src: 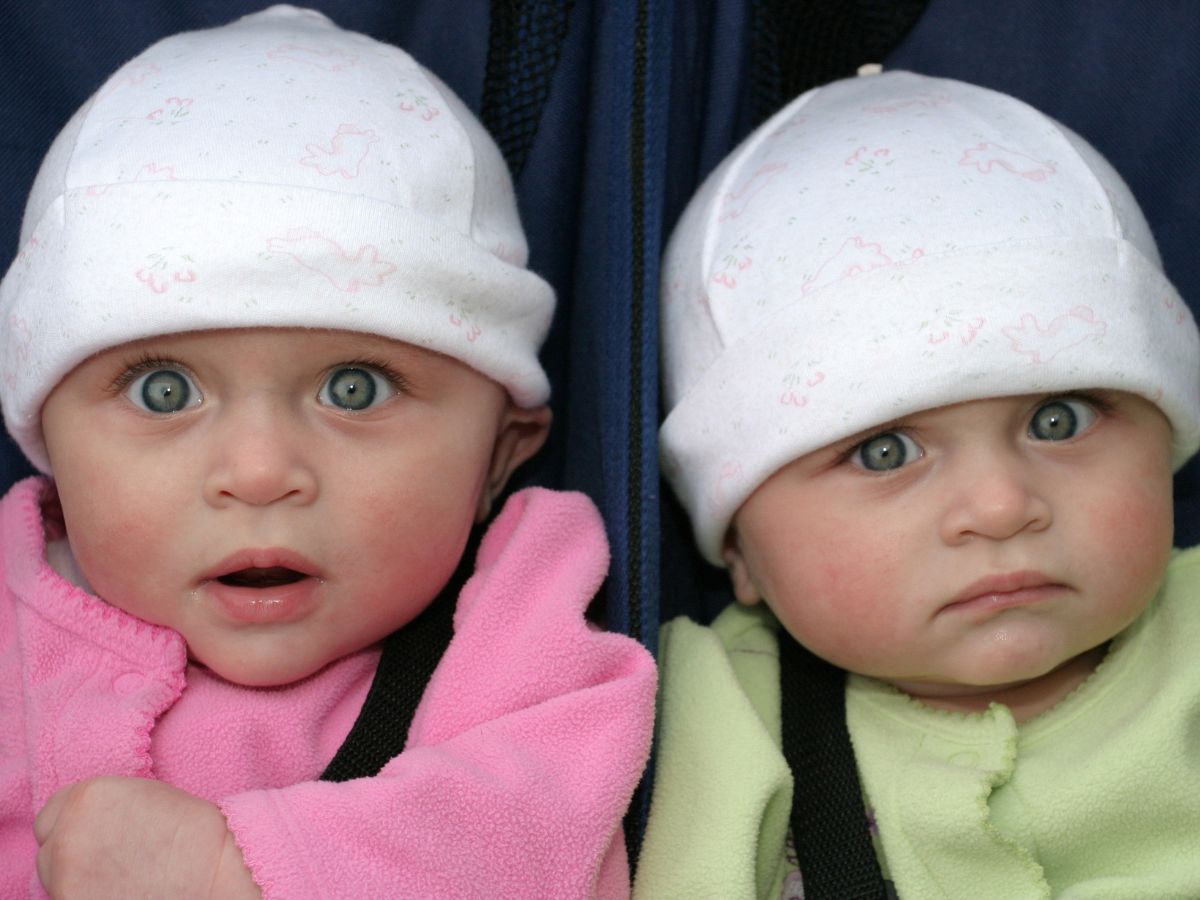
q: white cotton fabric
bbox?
[660,70,1200,564]
[0,5,554,472]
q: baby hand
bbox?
[35,776,260,899]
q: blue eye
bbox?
[127,368,201,414]
[851,431,923,472]
[1029,398,1097,441]
[319,367,395,411]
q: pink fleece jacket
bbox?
[0,477,656,898]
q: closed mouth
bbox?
[942,569,1067,614]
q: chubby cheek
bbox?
[1080,471,1174,618]
[58,486,175,621]
[337,445,487,595]
[357,489,469,583]
[758,523,909,672]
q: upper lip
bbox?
[200,548,321,584]
[945,570,1064,608]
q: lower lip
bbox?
[202,578,320,625]
[943,585,1067,616]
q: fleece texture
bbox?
[0,478,656,898]
[637,552,1200,898]
[846,546,1200,898]
[634,604,798,900]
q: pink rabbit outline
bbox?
[718,163,788,223]
[300,124,380,178]
[959,143,1056,181]
[1002,306,1107,363]
[266,228,397,293]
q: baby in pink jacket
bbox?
[0,7,655,898]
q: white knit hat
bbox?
[0,5,554,472]
[661,70,1200,564]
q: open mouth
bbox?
[217,567,309,589]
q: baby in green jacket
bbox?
[638,69,1200,898]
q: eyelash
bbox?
[107,355,411,396]
[833,392,1116,469]
[328,357,410,396]
[108,354,189,394]
[832,424,906,467]
[1057,390,1114,419]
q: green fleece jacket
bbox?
[635,547,1200,899]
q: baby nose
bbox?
[202,399,318,508]
[939,452,1052,544]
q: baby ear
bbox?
[722,529,764,606]
[475,403,552,521]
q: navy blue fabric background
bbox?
[1,0,1198,643]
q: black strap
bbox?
[320,528,479,782]
[480,0,576,181]
[779,634,889,899]
[748,0,931,126]
[754,5,929,893]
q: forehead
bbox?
[851,389,1158,431]
[63,327,487,382]
[89,326,427,359]
[779,390,1170,470]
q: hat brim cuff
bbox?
[662,238,1200,564]
[2,181,555,471]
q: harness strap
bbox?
[779,634,890,899]
[319,527,477,782]
[747,3,930,894]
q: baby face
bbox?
[724,391,1174,707]
[40,328,547,686]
